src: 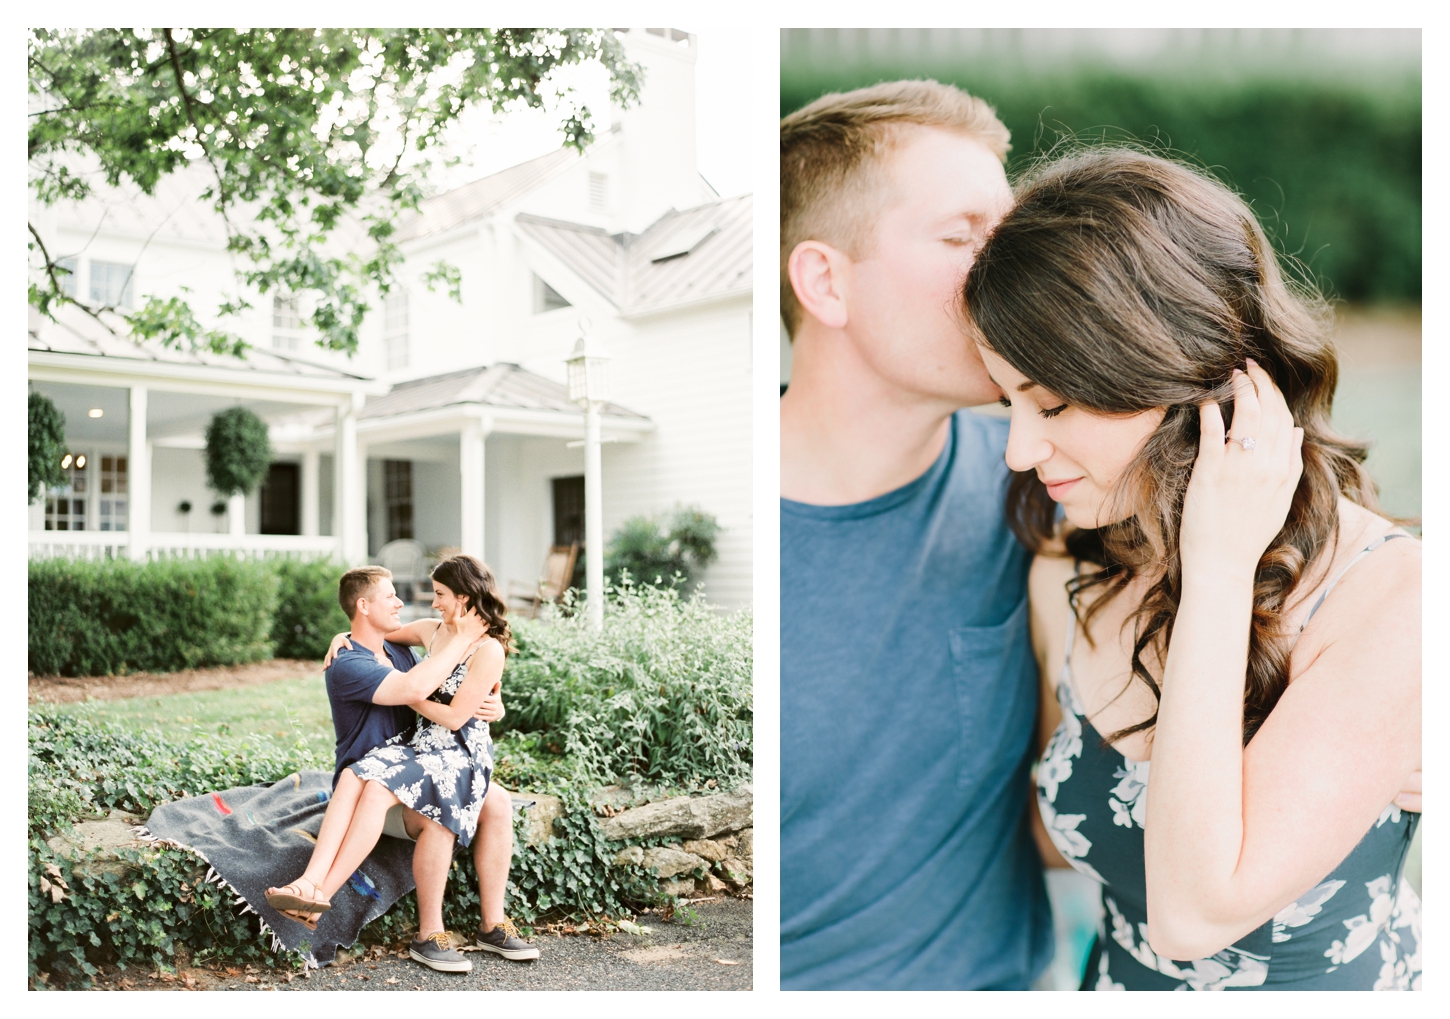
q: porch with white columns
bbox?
[126,386,151,562]
[300,449,320,537]
[28,349,383,562]
[336,392,366,564]
[459,416,489,559]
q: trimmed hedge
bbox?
[29,556,349,676]
[29,557,279,677]
[781,68,1422,303]
[269,558,351,660]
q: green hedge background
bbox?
[29,557,349,676]
[781,66,1421,303]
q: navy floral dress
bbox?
[1037,543,1421,991]
[350,647,494,849]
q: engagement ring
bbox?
[1237,436,1256,451]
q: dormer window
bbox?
[89,260,134,308]
[57,256,79,297]
[533,274,571,314]
[272,295,303,351]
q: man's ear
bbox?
[788,240,851,331]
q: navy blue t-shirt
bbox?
[780,410,1053,990]
[325,640,418,786]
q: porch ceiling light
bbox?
[565,317,610,406]
[88,408,104,418]
[75,454,87,469]
[60,454,72,469]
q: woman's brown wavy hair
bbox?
[962,148,1379,746]
[431,554,514,656]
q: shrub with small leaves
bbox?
[500,582,752,789]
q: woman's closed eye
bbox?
[997,395,1069,419]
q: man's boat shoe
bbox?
[475,919,541,961]
[409,931,473,973]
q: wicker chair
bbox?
[378,539,429,605]
[507,542,580,619]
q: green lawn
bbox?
[50,677,336,760]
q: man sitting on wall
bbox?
[318,565,540,973]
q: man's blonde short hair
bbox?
[339,565,392,620]
[780,80,1011,336]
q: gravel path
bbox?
[86,898,753,992]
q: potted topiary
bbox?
[204,407,272,531]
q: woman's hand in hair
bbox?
[1180,360,1304,583]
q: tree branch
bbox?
[28,220,120,335]
[163,29,240,246]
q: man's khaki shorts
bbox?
[381,804,416,842]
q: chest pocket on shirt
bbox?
[948,596,1034,790]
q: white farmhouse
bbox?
[27,28,753,610]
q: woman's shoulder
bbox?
[465,635,506,665]
[1330,500,1420,584]
[1291,500,1419,666]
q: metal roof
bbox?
[358,362,648,421]
[516,193,752,314]
[393,148,580,244]
[29,304,372,382]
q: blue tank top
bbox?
[781,410,1053,989]
[1038,535,1422,990]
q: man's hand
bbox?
[1395,769,1422,813]
[472,684,506,724]
[323,631,354,668]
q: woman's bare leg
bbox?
[315,779,400,900]
[298,769,364,888]
[267,769,364,917]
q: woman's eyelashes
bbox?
[996,395,1070,419]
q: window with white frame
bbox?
[89,261,134,308]
[384,290,409,370]
[56,256,79,297]
[383,459,413,541]
[98,454,128,531]
[44,453,89,531]
[272,295,303,351]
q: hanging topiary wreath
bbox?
[29,391,67,501]
[205,406,273,497]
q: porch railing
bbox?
[28,530,342,562]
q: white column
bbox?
[301,449,320,537]
[228,492,246,537]
[584,400,604,630]
[459,417,486,559]
[335,395,365,564]
[127,386,150,562]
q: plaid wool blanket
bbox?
[140,770,417,966]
